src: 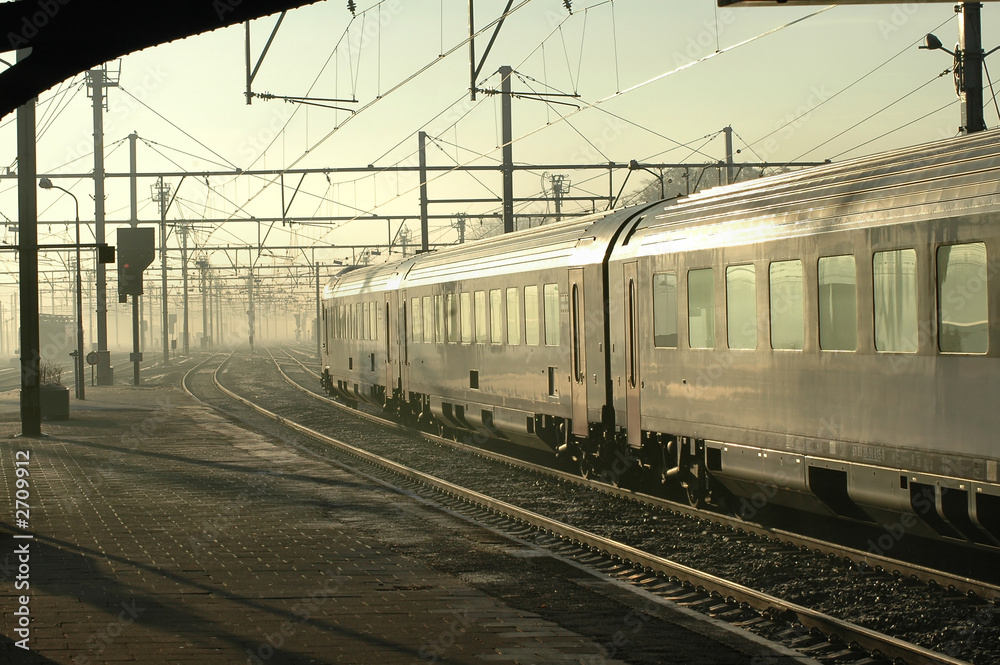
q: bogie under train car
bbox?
[322,131,1000,549]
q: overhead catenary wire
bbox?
[120,85,240,171]
[747,15,954,152]
[830,98,960,161]
[267,1,834,239]
[16,2,849,261]
[791,68,953,162]
[232,0,538,219]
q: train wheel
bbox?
[682,464,706,507]
[684,482,702,507]
[579,452,594,480]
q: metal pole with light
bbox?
[919,3,1000,135]
[38,177,85,400]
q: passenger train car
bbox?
[321,131,1000,548]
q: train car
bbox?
[323,204,662,452]
[321,130,1000,549]
[607,131,1000,545]
[394,206,662,451]
[321,260,414,408]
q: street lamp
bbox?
[38,177,85,400]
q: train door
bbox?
[569,269,588,437]
[623,261,641,447]
[384,293,397,396]
[400,290,409,398]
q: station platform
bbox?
[0,384,812,665]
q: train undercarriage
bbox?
[320,369,1000,551]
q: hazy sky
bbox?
[0,0,994,310]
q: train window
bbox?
[490,289,503,344]
[506,287,520,345]
[475,291,487,343]
[371,301,378,341]
[422,296,433,343]
[446,293,459,343]
[461,292,473,344]
[818,255,857,351]
[364,302,370,340]
[688,268,715,349]
[769,260,804,350]
[873,249,917,353]
[525,285,540,346]
[652,272,678,348]
[938,242,988,354]
[434,295,444,343]
[543,283,559,346]
[411,298,422,343]
[357,303,364,340]
[726,265,757,350]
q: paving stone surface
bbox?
[0,385,798,665]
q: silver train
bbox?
[321,131,1000,549]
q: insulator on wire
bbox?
[563,0,572,13]
[347,0,356,16]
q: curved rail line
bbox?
[273,346,1000,605]
[177,347,979,665]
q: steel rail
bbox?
[274,347,1000,604]
[180,346,974,665]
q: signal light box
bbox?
[117,227,155,299]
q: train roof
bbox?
[613,130,1000,259]
[323,203,668,298]
[323,259,415,299]
[396,203,661,288]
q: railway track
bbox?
[277,345,1000,600]
[184,346,999,665]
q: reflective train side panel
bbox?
[607,132,1000,544]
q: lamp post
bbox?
[919,4,1000,135]
[38,177,85,400]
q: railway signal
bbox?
[116,227,155,301]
